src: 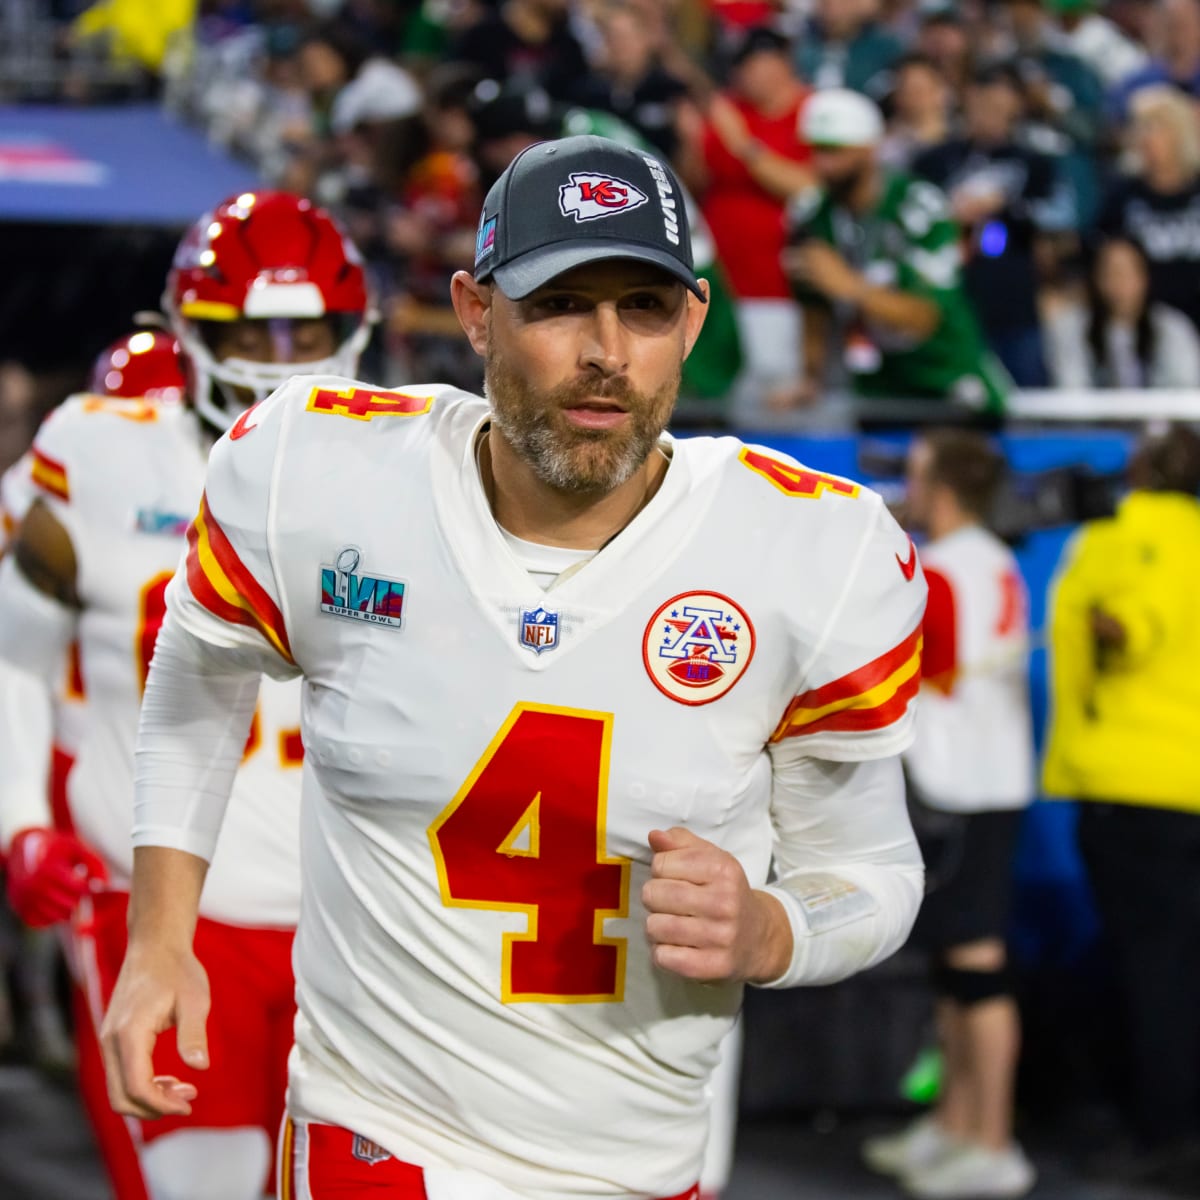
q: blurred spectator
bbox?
[880,52,957,170]
[687,26,813,420]
[782,89,1010,414]
[1046,0,1148,89]
[1111,0,1200,120]
[189,21,315,184]
[449,0,589,101]
[1045,238,1200,387]
[298,21,421,135]
[915,63,1063,387]
[384,65,483,386]
[283,19,423,200]
[1096,85,1200,331]
[1044,427,1200,1183]
[469,78,563,190]
[565,1,692,157]
[865,430,1035,1200]
[996,0,1106,146]
[916,6,977,101]
[793,0,904,97]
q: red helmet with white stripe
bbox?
[165,191,373,430]
[88,330,186,403]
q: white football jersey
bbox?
[29,394,301,925]
[904,524,1034,811]
[162,377,925,1197]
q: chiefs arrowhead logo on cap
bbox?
[559,173,649,223]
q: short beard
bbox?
[825,163,869,204]
[485,341,679,495]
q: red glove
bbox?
[5,827,108,927]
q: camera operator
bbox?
[1044,427,1200,1182]
[778,89,1011,415]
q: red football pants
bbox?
[83,890,295,1189]
[279,1119,701,1199]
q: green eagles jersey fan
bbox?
[561,107,743,404]
[790,171,1011,415]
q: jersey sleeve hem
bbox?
[129,825,219,863]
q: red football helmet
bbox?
[165,191,373,430]
[88,330,186,404]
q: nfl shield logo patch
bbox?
[351,1134,391,1165]
[519,606,559,654]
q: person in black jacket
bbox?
[916,62,1063,387]
[1096,84,1200,333]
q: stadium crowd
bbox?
[164,0,1200,415]
[4,0,1200,435]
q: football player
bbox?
[105,138,926,1199]
[0,328,187,1200]
[0,195,373,1200]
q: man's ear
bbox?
[450,271,493,358]
[682,278,711,361]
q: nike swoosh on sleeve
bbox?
[895,539,918,581]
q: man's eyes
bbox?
[622,293,666,311]
[537,295,582,314]
[529,292,669,315]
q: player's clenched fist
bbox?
[643,827,793,984]
[100,944,209,1120]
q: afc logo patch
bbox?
[519,606,559,654]
[559,173,648,223]
[642,591,756,706]
[320,546,406,630]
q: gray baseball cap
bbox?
[472,135,706,302]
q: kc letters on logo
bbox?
[559,173,648,222]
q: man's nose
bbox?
[579,303,628,376]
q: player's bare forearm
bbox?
[643,827,794,984]
[127,845,208,951]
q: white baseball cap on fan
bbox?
[802,88,885,148]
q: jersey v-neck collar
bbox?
[430,400,718,667]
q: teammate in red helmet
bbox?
[165,191,372,431]
[88,330,187,404]
[0,192,372,1200]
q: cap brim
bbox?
[488,241,707,303]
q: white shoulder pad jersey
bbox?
[30,394,301,925]
[904,524,1034,811]
[166,376,926,1197]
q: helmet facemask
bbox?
[179,312,372,431]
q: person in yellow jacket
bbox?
[1044,426,1200,1176]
